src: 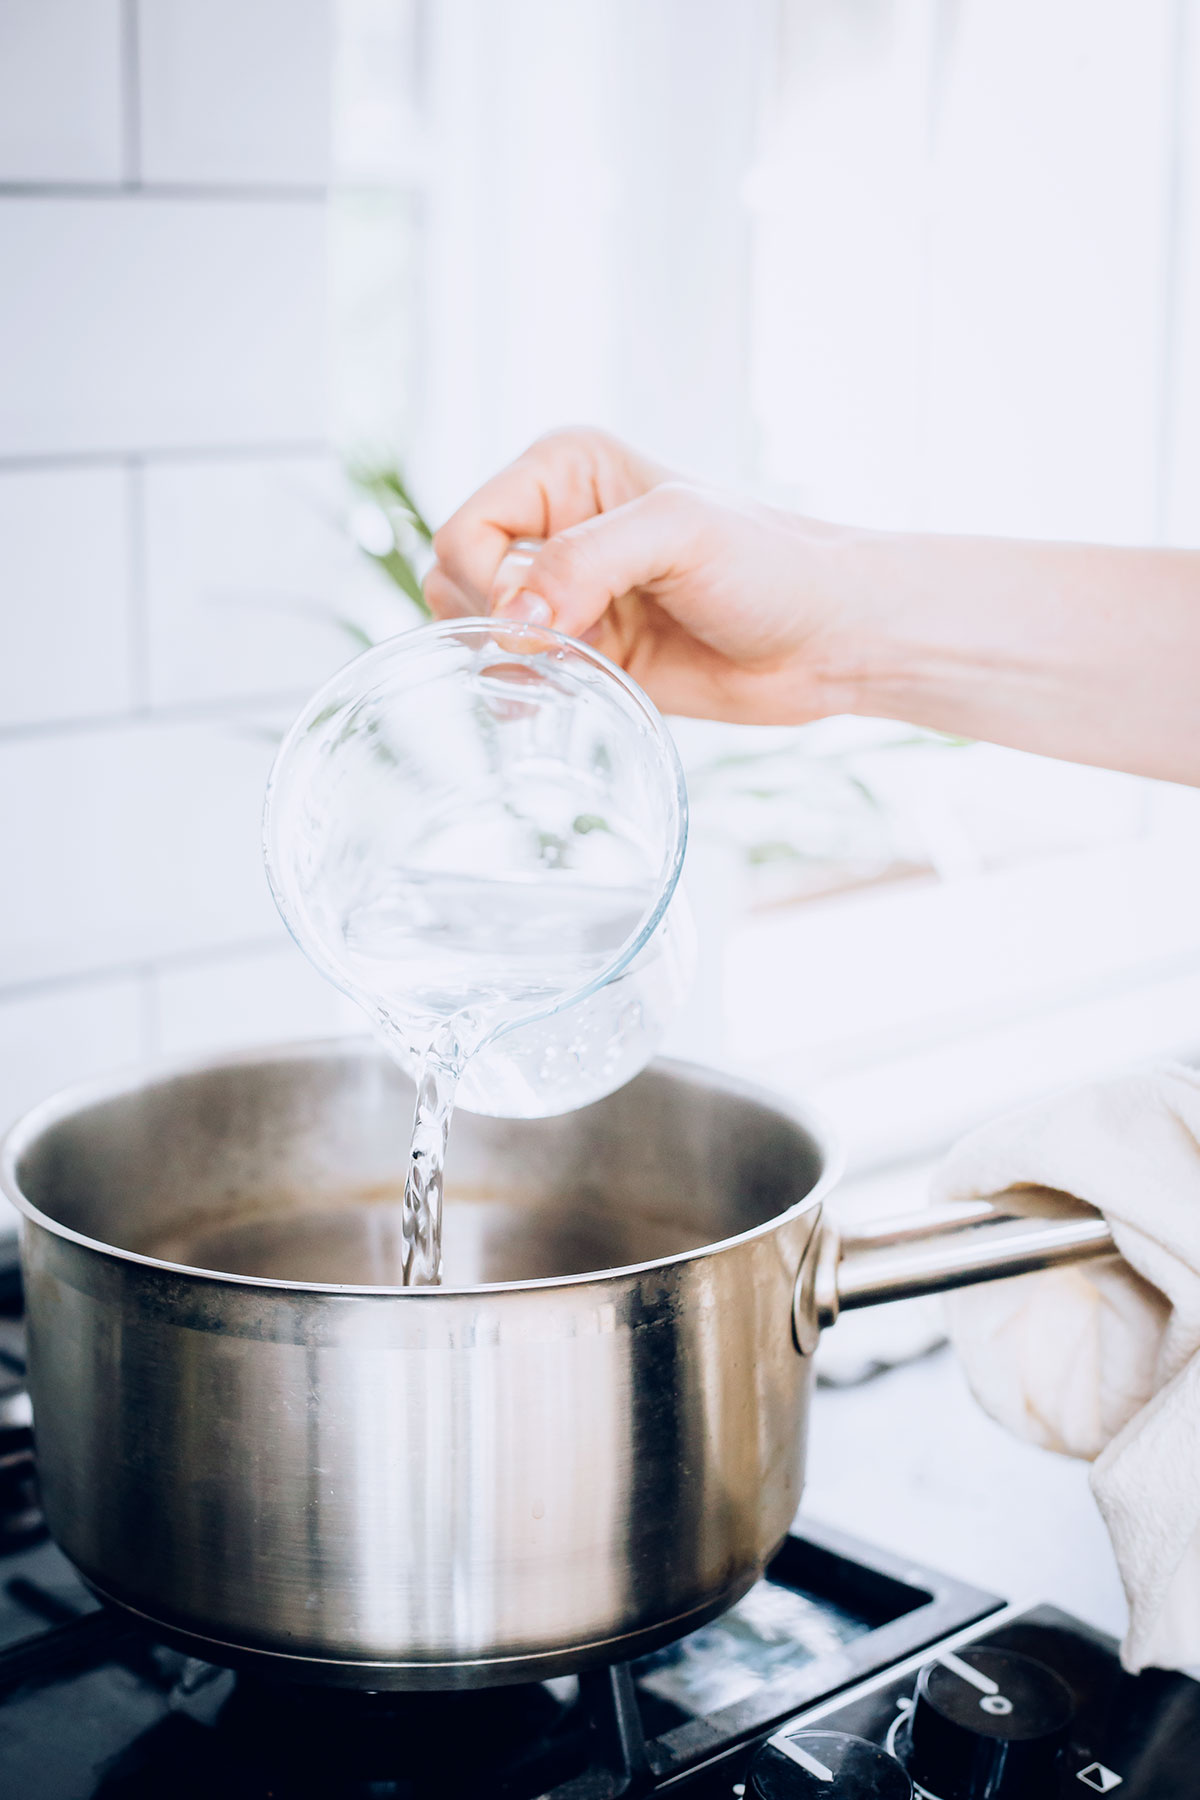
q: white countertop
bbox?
[801,1336,1127,1641]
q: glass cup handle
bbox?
[492,537,545,608]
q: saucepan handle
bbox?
[792,1188,1116,1355]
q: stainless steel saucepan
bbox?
[1,1042,1113,1689]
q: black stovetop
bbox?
[0,1509,999,1798]
[3,1231,1200,1797]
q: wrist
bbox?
[814,528,1030,732]
[793,525,925,718]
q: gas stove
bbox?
[1,1234,1198,1798]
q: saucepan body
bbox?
[2,1042,1113,1688]
[2,1045,835,1687]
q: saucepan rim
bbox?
[0,1038,843,1299]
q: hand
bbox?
[427,428,1200,782]
[425,429,861,724]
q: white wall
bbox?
[413,0,1200,535]
[4,0,1200,1197]
[404,0,1200,1167]
[416,0,775,512]
[0,0,374,1197]
[724,0,1200,1161]
[749,0,1195,542]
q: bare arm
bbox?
[427,430,1200,786]
[830,533,1200,785]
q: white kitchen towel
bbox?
[934,1063,1200,1673]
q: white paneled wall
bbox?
[415,0,1200,542]
[1169,0,1200,539]
[748,1,935,526]
[0,0,365,1223]
[418,0,774,511]
[751,0,1196,543]
[918,1,1174,541]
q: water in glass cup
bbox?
[265,619,692,1285]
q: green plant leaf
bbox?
[348,459,435,543]
[333,616,376,652]
[373,468,435,543]
[369,546,431,615]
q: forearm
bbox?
[829,532,1200,784]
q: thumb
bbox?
[490,484,697,638]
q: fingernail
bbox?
[493,588,552,626]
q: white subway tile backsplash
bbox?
[0,465,132,726]
[152,941,359,1060]
[0,974,147,1235]
[143,456,409,706]
[0,0,123,183]
[0,0,343,1154]
[0,977,145,1140]
[0,716,285,988]
[0,198,327,457]
[138,0,330,186]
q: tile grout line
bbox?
[138,963,161,1060]
[125,456,150,709]
[119,0,141,188]
[0,690,309,745]
[7,934,1200,1039]
[0,182,330,203]
[0,442,331,475]
[0,937,294,1009]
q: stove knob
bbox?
[749,1730,913,1797]
[906,1647,1073,1798]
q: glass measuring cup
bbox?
[263,618,695,1118]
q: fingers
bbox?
[425,539,545,621]
[491,483,702,639]
[423,565,477,619]
[430,429,668,607]
[431,460,553,605]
